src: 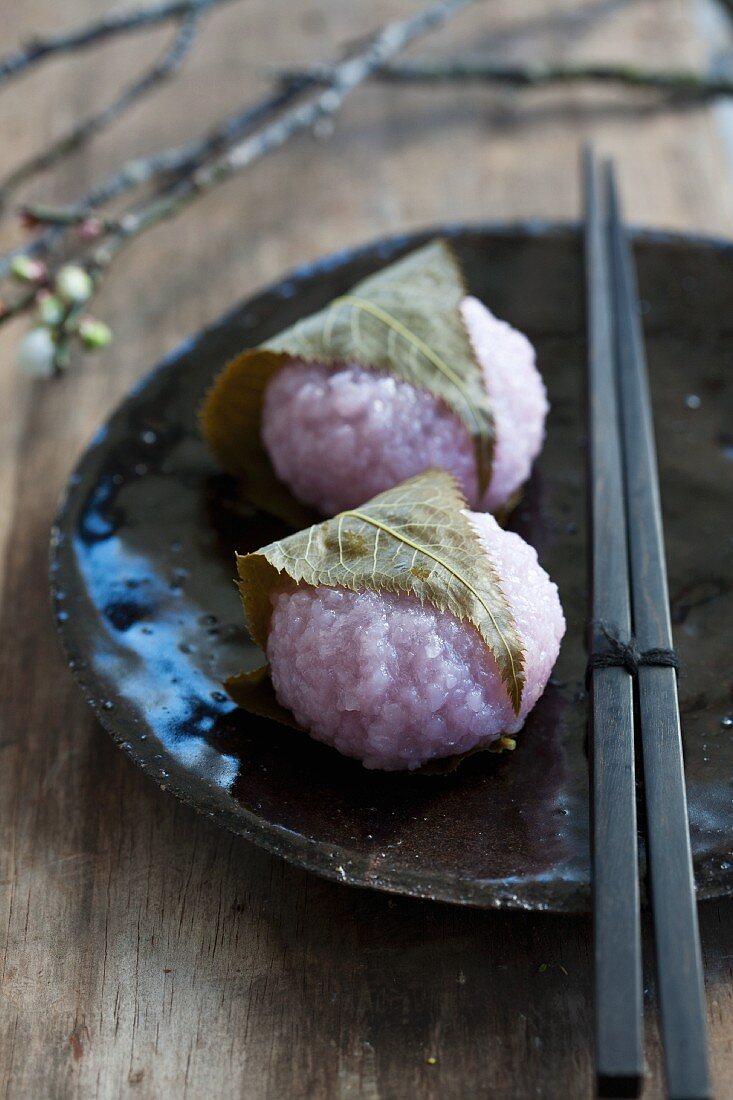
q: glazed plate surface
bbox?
[51,224,733,912]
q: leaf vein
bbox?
[342,507,520,699]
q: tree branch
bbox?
[0,0,484,335]
[2,0,729,372]
[88,0,484,259]
[33,80,308,218]
[0,0,237,86]
[0,81,307,282]
[276,57,733,99]
[0,13,201,205]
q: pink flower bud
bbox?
[77,218,103,241]
[10,256,48,283]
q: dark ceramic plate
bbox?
[51,224,733,913]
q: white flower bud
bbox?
[56,265,93,304]
[18,327,56,378]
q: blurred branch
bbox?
[0,81,307,281]
[79,0,484,258]
[276,57,733,100]
[0,0,484,343]
[0,14,201,205]
[3,0,728,372]
[0,0,237,86]
[36,84,306,216]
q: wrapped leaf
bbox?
[226,666,300,729]
[417,736,517,776]
[201,240,495,524]
[229,469,525,716]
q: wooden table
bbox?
[1,1,732,1096]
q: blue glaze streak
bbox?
[74,486,241,792]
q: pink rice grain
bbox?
[462,297,548,512]
[265,510,565,771]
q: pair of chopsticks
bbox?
[584,149,711,1100]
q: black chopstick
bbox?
[607,162,712,1100]
[583,147,644,1097]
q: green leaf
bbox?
[201,240,495,522]
[235,469,524,714]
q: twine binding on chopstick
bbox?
[585,622,679,689]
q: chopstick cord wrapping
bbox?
[585,622,679,688]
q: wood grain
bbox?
[1,1,733,1097]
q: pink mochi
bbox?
[261,296,548,517]
[265,510,565,771]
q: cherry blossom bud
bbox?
[56,264,93,304]
[10,256,47,283]
[79,317,113,349]
[18,327,56,378]
[77,218,103,241]
[37,292,65,327]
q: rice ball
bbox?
[261,297,548,517]
[265,510,565,771]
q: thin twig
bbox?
[0,227,72,284]
[1,0,480,306]
[0,14,201,205]
[0,81,308,282]
[83,0,483,270]
[25,80,308,223]
[0,0,237,86]
[25,49,730,235]
[276,57,733,99]
[5,7,727,292]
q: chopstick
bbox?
[583,147,644,1097]
[607,162,712,1100]
[584,147,712,1097]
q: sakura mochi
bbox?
[262,298,547,516]
[266,512,564,770]
[228,471,565,772]
[202,240,548,524]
